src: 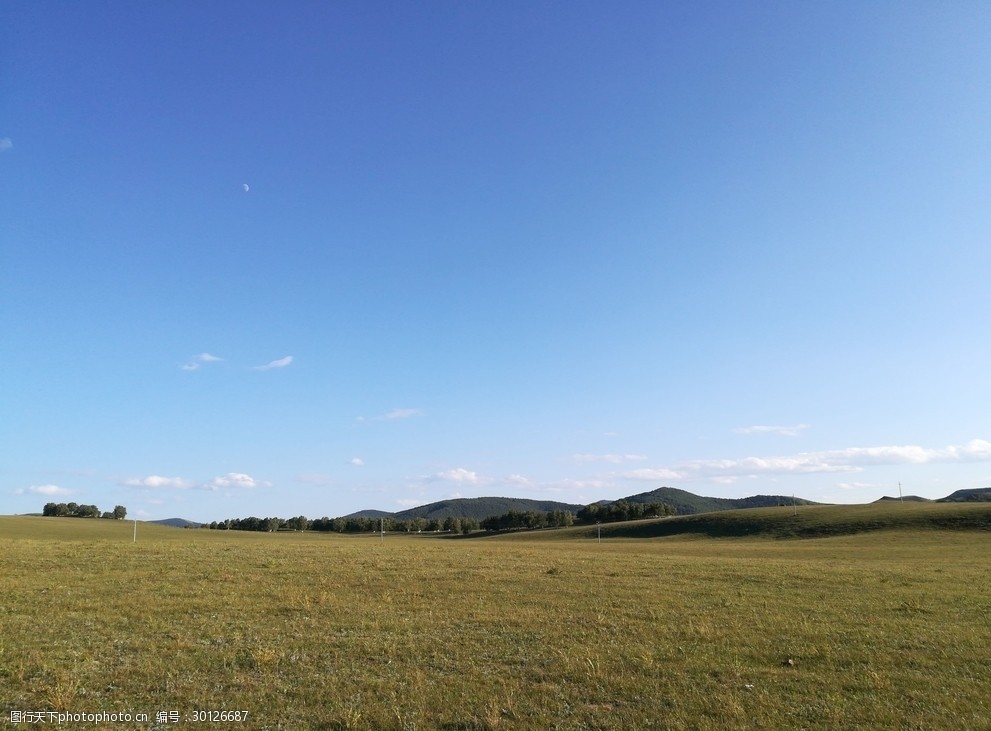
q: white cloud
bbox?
[254,355,293,371]
[123,475,192,489]
[180,353,223,371]
[16,484,72,496]
[383,408,420,420]
[622,468,683,481]
[358,408,421,422]
[434,468,482,484]
[0,138,11,152]
[835,481,889,491]
[396,498,425,509]
[620,438,991,483]
[505,474,534,486]
[734,424,809,437]
[205,472,262,490]
[573,453,648,464]
[350,458,364,467]
[539,477,614,495]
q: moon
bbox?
[242,183,249,192]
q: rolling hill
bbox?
[938,487,991,502]
[341,488,818,522]
[149,518,202,528]
[496,501,991,541]
[596,486,820,515]
[347,497,584,521]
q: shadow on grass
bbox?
[598,503,991,540]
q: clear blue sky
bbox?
[3,1,990,523]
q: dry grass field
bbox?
[2,510,990,730]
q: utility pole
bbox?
[899,482,903,502]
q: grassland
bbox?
[2,508,990,730]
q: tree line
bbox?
[207,515,484,534]
[43,503,127,520]
[576,501,673,524]
[205,501,673,534]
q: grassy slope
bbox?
[2,513,991,730]
[621,486,821,514]
[492,501,991,542]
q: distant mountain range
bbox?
[939,488,991,502]
[873,488,991,504]
[615,486,821,515]
[345,488,819,522]
[157,486,991,527]
[346,497,584,522]
[343,486,991,522]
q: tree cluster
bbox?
[208,514,487,534]
[576,501,672,524]
[206,502,671,535]
[479,509,575,532]
[43,503,127,520]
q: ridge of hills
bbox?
[345,487,819,522]
[344,486,991,522]
[118,487,991,528]
[346,497,584,521]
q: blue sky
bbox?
[3,1,990,523]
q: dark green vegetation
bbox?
[201,487,991,537]
[619,486,821,515]
[204,490,814,535]
[552,501,991,541]
[347,496,585,521]
[41,502,126,520]
[940,487,991,502]
[3,504,991,730]
[149,518,202,528]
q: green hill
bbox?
[346,497,583,521]
[150,517,203,528]
[618,486,820,515]
[938,487,991,502]
[320,486,991,526]
[563,501,991,540]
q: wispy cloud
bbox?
[419,469,611,498]
[123,475,193,489]
[180,353,223,371]
[0,138,11,152]
[573,453,648,464]
[505,474,535,487]
[432,468,484,484]
[734,424,809,437]
[358,408,422,422]
[14,484,73,496]
[350,458,365,467]
[835,481,890,491]
[622,468,682,481]
[620,438,991,482]
[124,472,268,491]
[205,472,264,490]
[254,355,293,371]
